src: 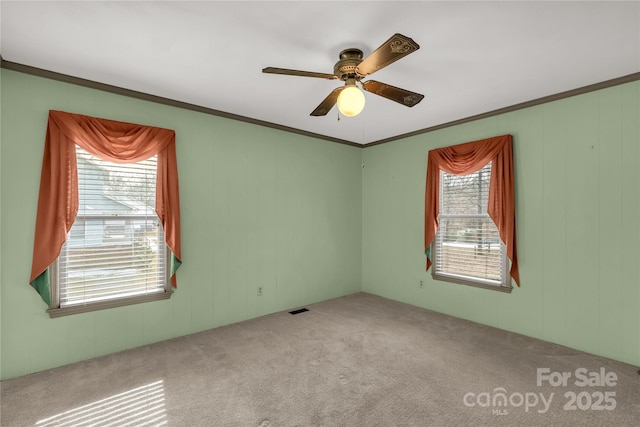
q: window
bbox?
[30,111,181,313]
[432,161,510,291]
[424,135,518,288]
[48,146,170,316]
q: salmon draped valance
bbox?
[30,110,182,305]
[424,134,519,286]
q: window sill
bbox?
[432,273,512,293]
[47,290,173,318]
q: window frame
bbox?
[46,150,173,318]
[431,239,511,293]
[431,163,512,293]
[48,255,172,318]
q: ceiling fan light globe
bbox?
[337,86,365,117]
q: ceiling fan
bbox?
[262,33,424,117]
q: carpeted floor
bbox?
[1,292,639,426]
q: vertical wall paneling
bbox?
[255,134,278,316]
[564,92,600,356]
[0,70,363,379]
[0,56,3,378]
[226,126,250,325]
[211,119,232,329]
[540,99,568,345]
[362,81,640,367]
[597,86,624,360]
[1,67,637,378]
[620,83,640,364]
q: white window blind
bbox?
[434,162,508,287]
[57,146,167,307]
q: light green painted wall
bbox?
[0,69,363,380]
[362,81,640,367]
[1,68,638,380]
[0,61,3,380]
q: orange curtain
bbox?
[30,110,182,303]
[424,134,519,285]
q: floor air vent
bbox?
[289,308,309,315]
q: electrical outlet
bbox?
[257,286,263,296]
[418,280,424,289]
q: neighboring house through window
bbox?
[29,110,182,317]
[53,146,169,309]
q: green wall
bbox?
[0,62,3,381]
[362,81,640,367]
[0,69,363,379]
[1,68,638,380]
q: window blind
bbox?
[58,146,167,307]
[434,162,507,286]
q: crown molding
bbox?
[364,72,640,148]
[0,58,360,148]
[2,57,638,149]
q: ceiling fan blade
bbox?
[362,80,424,107]
[310,87,344,116]
[356,33,420,77]
[262,67,338,80]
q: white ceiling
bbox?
[1,1,639,145]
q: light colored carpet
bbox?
[1,292,639,426]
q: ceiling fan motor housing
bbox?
[334,48,364,81]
